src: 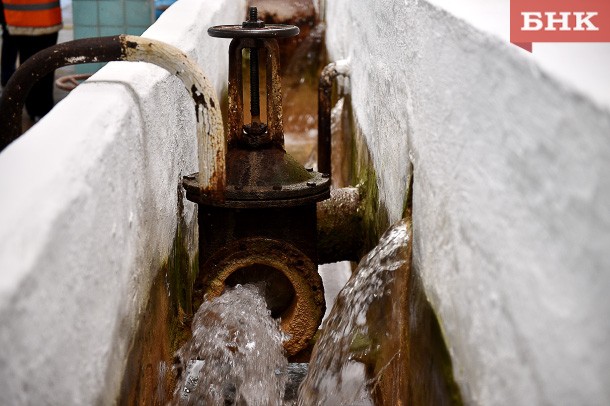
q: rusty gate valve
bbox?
[182,8,330,357]
[209,7,297,148]
[185,6,330,207]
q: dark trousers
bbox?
[0,2,18,87]
[1,27,18,86]
[12,33,59,118]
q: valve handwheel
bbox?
[208,7,299,39]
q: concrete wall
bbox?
[2,0,609,404]
[325,0,610,405]
[0,0,244,403]
[427,0,610,109]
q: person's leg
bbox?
[16,33,59,119]
[0,23,18,86]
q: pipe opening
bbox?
[200,238,324,356]
[224,264,296,318]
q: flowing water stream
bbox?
[170,220,411,405]
[171,284,288,405]
[167,4,416,402]
[298,220,410,405]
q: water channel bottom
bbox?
[170,220,409,405]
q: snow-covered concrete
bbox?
[0,0,244,403]
[325,0,610,404]
[427,0,610,111]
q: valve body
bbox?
[184,8,329,356]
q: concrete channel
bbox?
[0,0,609,404]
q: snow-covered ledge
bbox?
[0,0,244,403]
[325,0,610,404]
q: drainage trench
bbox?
[178,3,460,400]
[122,3,463,403]
[0,1,463,403]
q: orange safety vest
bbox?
[2,0,62,35]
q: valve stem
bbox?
[248,7,260,123]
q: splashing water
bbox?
[172,284,289,406]
[169,219,412,405]
[298,220,411,405]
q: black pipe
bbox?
[317,62,350,178]
[249,47,260,120]
[248,7,260,120]
[0,35,124,151]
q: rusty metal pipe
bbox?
[0,35,225,200]
[317,60,350,177]
[316,186,364,264]
[0,36,122,147]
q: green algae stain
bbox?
[343,97,390,255]
[338,94,463,405]
[119,190,198,404]
[164,192,198,355]
[349,331,373,353]
[407,271,464,406]
[166,216,193,318]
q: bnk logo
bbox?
[510,0,610,51]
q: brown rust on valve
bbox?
[185,8,330,357]
[317,186,364,264]
[194,238,325,356]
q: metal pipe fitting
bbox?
[318,59,350,177]
[317,186,364,264]
[197,237,325,356]
[0,35,225,201]
[191,17,330,358]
